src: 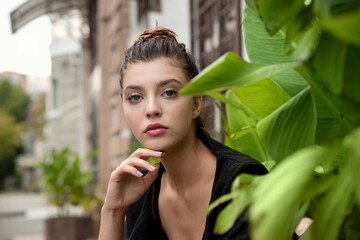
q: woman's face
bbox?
[122,57,201,151]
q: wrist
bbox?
[101,205,127,217]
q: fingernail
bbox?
[155,151,163,155]
[149,165,156,170]
[137,171,143,177]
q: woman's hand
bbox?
[102,148,162,212]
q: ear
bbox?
[192,96,202,119]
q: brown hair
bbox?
[119,26,203,130]
[119,27,199,91]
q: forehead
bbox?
[122,57,188,88]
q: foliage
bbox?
[0,111,23,160]
[28,92,46,139]
[38,148,101,217]
[0,79,29,186]
[180,0,360,239]
[0,80,29,122]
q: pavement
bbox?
[0,192,82,240]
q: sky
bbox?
[0,0,52,78]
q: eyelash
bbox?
[162,88,177,97]
[128,94,142,103]
[126,88,177,103]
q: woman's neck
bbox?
[160,131,216,194]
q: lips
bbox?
[145,123,168,136]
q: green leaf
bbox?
[257,87,316,162]
[232,78,291,119]
[208,92,260,121]
[343,128,360,206]
[207,192,235,216]
[243,6,308,96]
[291,21,321,61]
[258,0,305,35]
[312,33,347,95]
[224,90,271,162]
[250,147,324,240]
[214,190,252,234]
[261,160,276,171]
[296,65,360,140]
[244,0,258,12]
[342,206,360,240]
[311,166,354,240]
[320,9,360,46]
[285,6,315,53]
[342,45,360,102]
[180,52,300,96]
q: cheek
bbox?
[170,98,194,123]
[123,105,141,131]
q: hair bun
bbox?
[135,27,178,43]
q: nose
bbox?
[145,97,161,118]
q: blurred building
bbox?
[45,10,85,155]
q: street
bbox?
[0,192,82,240]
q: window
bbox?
[52,78,59,109]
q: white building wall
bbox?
[128,0,191,48]
[45,10,85,156]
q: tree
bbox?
[0,79,29,187]
[181,0,360,239]
[28,92,46,140]
[0,80,29,122]
[0,111,23,183]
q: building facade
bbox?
[45,10,85,155]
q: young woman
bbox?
[98,27,267,240]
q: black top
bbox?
[123,129,268,239]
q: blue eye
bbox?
[163,90,177,97]
[128,95,142,102]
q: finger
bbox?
[121,164,145,178]
[126,157,157,172]
[142,163,160,187]
[131,148,164,160]
[143,163,160,180]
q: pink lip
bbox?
[145,123,168,136]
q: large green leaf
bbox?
[223,79,291,163]
[232,78,291,119]
[224,90,270,162]
[214,189,252,234]
[180,52,299,96]
[258,0,305,35]
[257,87,316,162]
[296,65,360,139]
[313,0,360,46]
[291,21,322,61]
[342,45,360,102]
[311,166,354,240]
[311,33,360,102]
[243,6,308,96]
[250,147,324,240]
[312,33,347,95]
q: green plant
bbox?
[180,0,360,239]
[38,148,101,217]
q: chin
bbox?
[141,138,170,151]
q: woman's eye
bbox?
[128,95,142,102]
[163,90,177,97]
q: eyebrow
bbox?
[157,79,182,88]
[124,79,182,92]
